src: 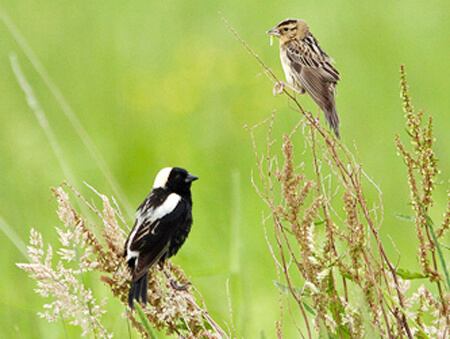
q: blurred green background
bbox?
[1,0,449,337]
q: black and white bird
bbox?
[124,167,198,308]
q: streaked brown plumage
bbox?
[267,19,341,138]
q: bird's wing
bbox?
[129,198,189,281]
[285,37,338,105]
[286,35,340,83]
[286,37,340,137]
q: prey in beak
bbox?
[266,27,280,37]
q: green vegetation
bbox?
[1,1,450,337]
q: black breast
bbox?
[167,203,193,258]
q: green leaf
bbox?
[273,281,316,316]
[281,225,293,235]
[273,280,309,295]
[302,301,316,316]
[423,212,450,290]
[273,280,290,293]
[134,301,157,339]
[393,212,415,222]
[440,243,450,251]
[396,268,427,280]
[340,272,354,281]
[381,287,430,339]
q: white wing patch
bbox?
[126,193,182,261]
[137,193,181,225]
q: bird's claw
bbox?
[273,81,305,96]
[170,280,192,291]
[273,82,285,96]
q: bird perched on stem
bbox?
[267,19,341,138]
[124,167,198,309]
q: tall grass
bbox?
[17,61,450,337]
[230,19,449,338]
[0,8,134,219]
[18,182,228,338]
[9,8,450,339]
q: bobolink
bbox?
[267,19,341,138]
[124,167,198,308]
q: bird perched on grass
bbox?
[267,19,341,138]
[124,167,198,308]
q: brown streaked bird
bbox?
[267,19,341,138]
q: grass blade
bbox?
[0,9,134,219]
[9,53,77,186]
[134,302,157,339]
[425,214,450,290]
[0,215,27,258]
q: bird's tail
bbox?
[323,96,340,139]
[128,272,149,309]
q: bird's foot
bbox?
[273,81,304,96]
[170,280,192,291]
[273,81,286,95]
[161,263,191,290]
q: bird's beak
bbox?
[266,27,280,37]
[185,173,199,183]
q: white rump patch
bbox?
[153,167,172,188]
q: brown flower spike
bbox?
[267,19,341,138]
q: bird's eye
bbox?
[282,27,288,32]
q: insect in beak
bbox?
[266,27,280,37]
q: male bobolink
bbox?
[267,19,341,138]
[124,167,198,308]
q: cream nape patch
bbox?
[153,167,173,188]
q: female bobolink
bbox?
[124,167,198,308]
[267,19,341,138]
